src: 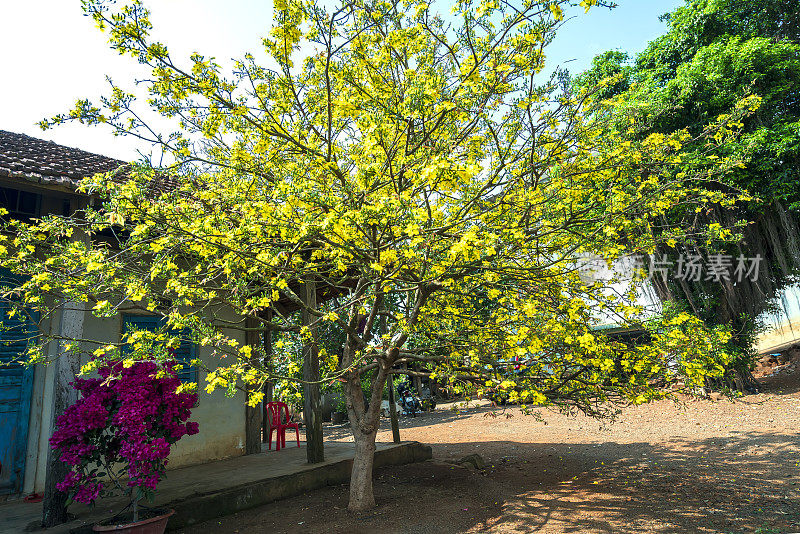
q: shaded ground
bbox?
[178,372,800,534]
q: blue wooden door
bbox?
[0,271,35,495]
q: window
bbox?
[0,269,37,369]
[122,315,198,383]
[0,187,41,219]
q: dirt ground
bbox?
[178,370,800,534]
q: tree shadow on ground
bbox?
[461,432,800,534]
[758,370,800,396]
[180,431,800,534]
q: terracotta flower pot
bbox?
[93,508,175,534]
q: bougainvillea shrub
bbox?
[50,360,198,504]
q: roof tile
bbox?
[0,130,179,193]
[0,130,126,188]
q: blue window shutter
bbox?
[0,307,32,369]
[0,268,35,494]
[122,315,197,383]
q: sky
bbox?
[0,0,682,162]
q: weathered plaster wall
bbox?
[22,307,248,494]
[14,187,248,495]
[167,315,247,468]
[756,318,800,353]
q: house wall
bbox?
[21,305,249,495]
[164,307,248,468]
[13,184,248,495]
[755,285,800,353]
[757,319,800,353]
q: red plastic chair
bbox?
[266,401,300,451]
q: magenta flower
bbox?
[50,359,198,505]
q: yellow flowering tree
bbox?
[1,0,754,511]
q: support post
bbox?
[262,308,274,443]
[379,310,400,443]
[244,315,262,455]
[412,362,424,398]
[301,280,324,463]
[41,301,85,527]
[387,374,400,443]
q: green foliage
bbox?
[572,50,632,101]
[637,0,799,84]
[574,0,800,386]
[577,0,800,205]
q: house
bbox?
[0,130,251,498]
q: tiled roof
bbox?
[0,130,127,189]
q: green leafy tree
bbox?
[573,50,632,101]
[575,0,800,390]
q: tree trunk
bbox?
[349,428,378,512]
[387,373,400,443]
[412,362,423,396]
[343,351,389,512]
[262,309,274,442]
[379,310,400,443]
[340,284,432,512]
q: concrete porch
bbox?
[1,440,432,533]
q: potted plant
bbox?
[326,378,347,424]
[331,393,347,424]
[50,358,199,533]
